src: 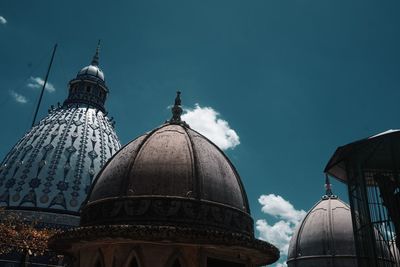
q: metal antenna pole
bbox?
[31,43,57,127]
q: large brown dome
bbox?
[87,123,248,209]
[80,120,253,235]
[51,93,280,266]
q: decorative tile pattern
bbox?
[0,105,121,213]
[0,49,121,228]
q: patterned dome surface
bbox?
[0,106,120,213]
[287,196,357,267]
[0,43,121,226]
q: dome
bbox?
[0,42,121,227]
[81,121,252,234]
[77,65,105,81]
[64,41,109,112]
[76,41,105,82]
[288,177,396,267]
[81,92,252,235]
[0,106,121,226]
[87,123,248,209]
[51,92,280,266]
[287,195,357,267]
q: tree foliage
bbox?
[0,209,61,257]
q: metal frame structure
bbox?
[325,131,400,267]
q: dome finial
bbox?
[174,90,182,106]
[91,40,101,66]
[170,91,183,123]
[325,174,333,196]
[167,91,189,127]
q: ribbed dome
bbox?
[88,123,248,210]
[80,92,254,234]
[51,93,280,267]
[287,195,357,267]
[81,122,253,234]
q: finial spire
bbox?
[325,174,333,196]
[170,91,183,123]
[167,91,189,127]
[91,40,101,66]
[174,91,182,106]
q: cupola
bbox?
[64,40,108,112]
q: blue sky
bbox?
[1,1,400,266]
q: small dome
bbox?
[76,41,105,82]
[81,122,252,234]
[77,65,105,81]
[287,195,357,267]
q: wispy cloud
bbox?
[10,90,28,104]
[27,76,55,93]
[182,104,240,150]
[0,16,7,24]
[256,194,306,267]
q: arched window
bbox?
[129,258,139,267]
[124,250,143,267]
[95,260,102,267]
[93,250,104,267]
[165,251,187,267]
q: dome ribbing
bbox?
[82,122,252,234]
[287,195,357,267]
[50,93,280,266]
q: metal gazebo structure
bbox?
[325,130,400,267]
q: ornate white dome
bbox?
[0,42,121,226]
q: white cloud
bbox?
[27,76,55,93]
[257,219,293,256]
[256,194,306,267]
[182,104,240,150]
[9,90,28,104]
[0,16,6,24]
[258,194,306,225]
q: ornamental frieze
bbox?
[81,196,254,235]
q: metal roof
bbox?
[287,196,357,267]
